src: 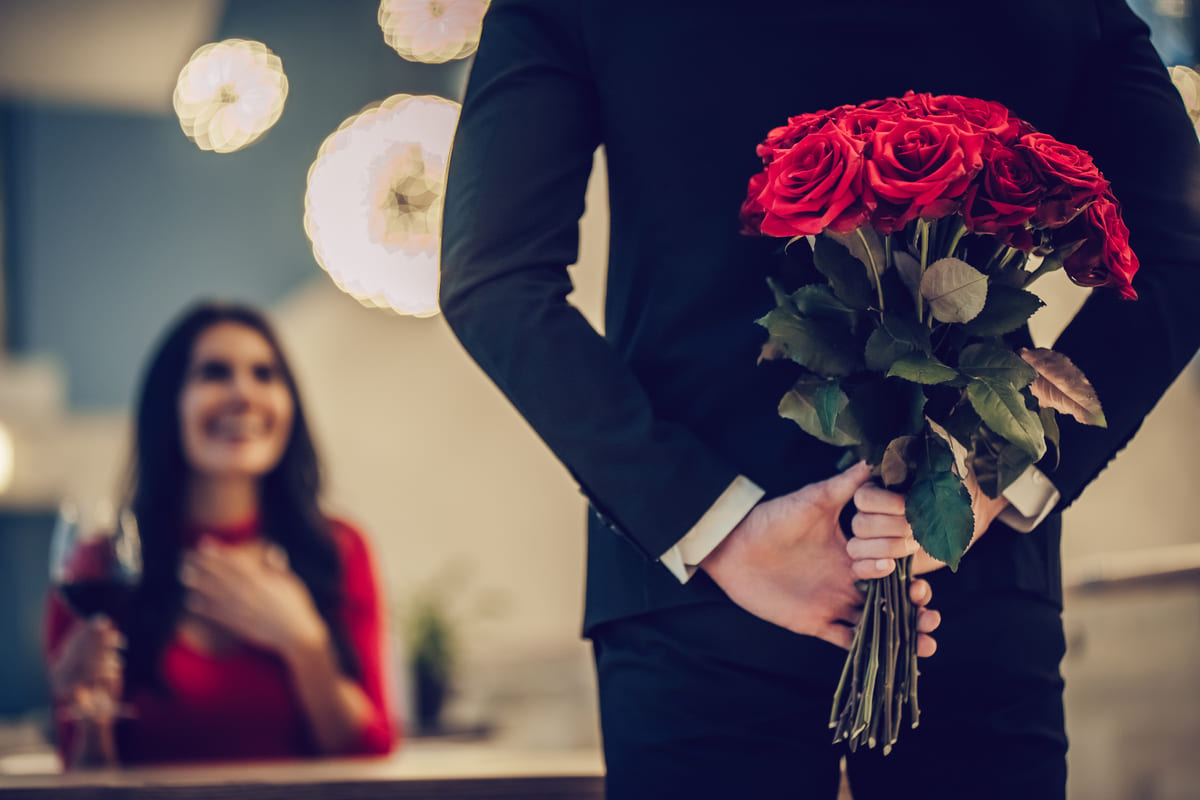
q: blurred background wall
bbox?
[0,1,1197,796]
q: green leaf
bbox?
[756,307,864,377]
[965,380,1046,460]
[894,251,922,301]
[863,314,933,372]
[813,234,874,310]
[920,257,988,323]
[941,399,981,450]
[918,426,956,473]
[926,416,969,477]
[848,378,927,449]
[766,276,792,308]
[997,444,1037,495]
[813,380,843,438]
[958,343,1037,390]
[1049,238,1087,262]
[779,378,861,446]
[968,429,1037,499]
[864,328,908,373]
[879,435,917,488]
[993,250,1033,288]
[905,470,974,571]
[1040,406,1061,470]
[825,228,887,276]
[958,344,1043,458]
[887,353,959,385]
[961,285,1045,337]
[790,285,860,329]
[1019,347,1107,428]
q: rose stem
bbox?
[908,563,921,728]
[856,227,885,313]
[882,564,897,750]
[853,581,882,741]
[892,556,910,747]
[830,608,864,729]
[946,218,969,259]
[917,220,930,324]
[1021,251,1060,289]
[834,587,870,741]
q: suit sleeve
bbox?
[1042,0,1200,510]
[439,0,739,559]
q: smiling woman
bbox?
[178,321,296,486]
[43,301,397,768]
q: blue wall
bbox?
[2,0,469,410]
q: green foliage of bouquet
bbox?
[741,91,1137,753]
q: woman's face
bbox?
[178,322,295,481]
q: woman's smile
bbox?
[178,322,294,480]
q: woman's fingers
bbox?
[851,557,896,580]
[916,607,941,634]
[850,508,912,540]
[847,487,920,579]
[846,532,919,560]
[909,578,931,606]
[181,545,249,601]
[853,483,906,515]
[915,599,941,657]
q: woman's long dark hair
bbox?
[122,301,360,690]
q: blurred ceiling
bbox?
[0,0,223,113]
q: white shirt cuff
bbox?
[660,476,765,583]
[998,466,1060,532]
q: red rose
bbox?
[756,122,868,237]
[739,171,768,235]
[962,143,1044,250]
[1057,194,1139,299]
[833,99,913,140]
[1018,132,1109,227]
[864,117,986,232]
[755,111,831,165]
[907,92,1023,143]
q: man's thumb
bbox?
[823,460,871,506]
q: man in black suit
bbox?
[440,2,1200,798]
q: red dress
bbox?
[45,516,397,765]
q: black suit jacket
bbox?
[441,0,1200,633]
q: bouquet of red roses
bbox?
[741,91,1137,754]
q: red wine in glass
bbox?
[50,504,142,622]
[58,580,137,619]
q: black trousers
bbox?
[590,588,1067,800]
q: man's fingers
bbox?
[820,461,872,508]
[851,557,896,580]
[820,624,855,651]
[853,483,906,515]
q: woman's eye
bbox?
[197,361,232,381]
[253,364,280,383]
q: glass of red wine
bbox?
[49,500,142,722]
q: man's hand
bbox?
[700,461,939,654]
[848,468,1010,576]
